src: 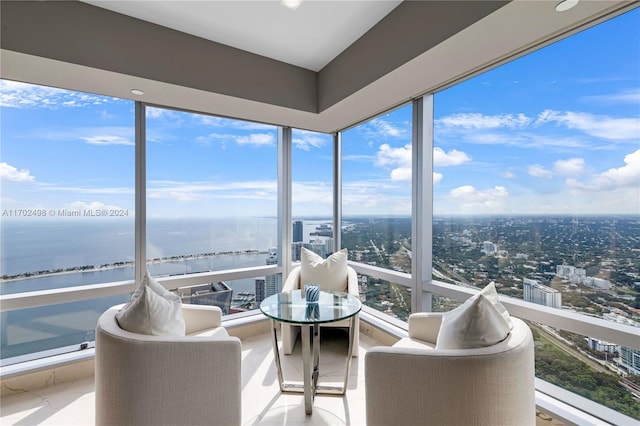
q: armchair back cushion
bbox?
[281,250,360,356]
[115,270,185,336]
[300,247,348,292]
[436,282,513,350]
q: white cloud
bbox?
[342,153,375,162]
[553,158,585,177]
[434,147,472,167]
[375,145,472,181]
[369,118,408,138]
[0,162,35,182]
[433,172,443,184]
[443,127,590,150]
[436,108,638,152]
[437,113,531,129]
[198,115,276,131]
[195,133,227,146]
[500,170,516,179]
[147,179,277,202]
[376,143,411,181]
[146,107,178,120]
[536,110,640,140]
[528,164,553,179]
[446,185,509,214]
[567,149,640,191]
[292,181,332,204]
[81,135,134,146]
[30,126,136,147]
[342,180,411,215]
[65,200,125,211]
[581,88,640,105]
[163,191,202,201]
[46,186,133,195]
[197,132,275,147]
[236,133,275,146]
[376,144,411,167]
[390,167,411,181]
[0,80,120,109]
[293,130,329,151]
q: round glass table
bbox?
[260,290,362,414]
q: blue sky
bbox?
[1,8,638,218]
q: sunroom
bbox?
[1,1,639,425]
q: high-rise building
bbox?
[308,239,327,258]
[324,238,334,255]
[482,241,497,255]
[265,248,281,297]
[603,313,640,376]
[619,346,640,376]
[291,241,304,262]
[523,278,561,309]
[358,275,368,302]
[587,337,617,354]
[556,264,587,280]
[583,276,612,291]
[293,220,303,243]
[255,277,266,304]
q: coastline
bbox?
[1,249,265,283]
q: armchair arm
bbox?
[95,310,242,426]
[407,312,443,344]
[346,266,358,296]
[282,266,301,292]
[181,304,222,335]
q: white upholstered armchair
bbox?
[281,263,360,356]
[95,304,242,426]
[365,313,535,426]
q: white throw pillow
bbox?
[115,271,186,336]
[435,282,513,350]
[300,247,348,292]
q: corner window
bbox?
[1,80,134,362]
[433,9,640,419]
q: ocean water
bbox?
[0,217,334,361]
[0,217,330,294]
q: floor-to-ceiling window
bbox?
[0,81,134,362]
[433,8,639,419]
[1,8,638,421]
[341,104,413,320]
[291,129,334,260]
[145,107,278,313]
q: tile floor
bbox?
[0,328,566,425]
[1,329,374,425]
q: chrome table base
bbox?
[268,317,357,414]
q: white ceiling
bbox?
[81,0,403,71]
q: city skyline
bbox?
[1,8,638,218]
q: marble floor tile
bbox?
[1,329,377,426]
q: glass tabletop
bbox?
[259,289,362,324]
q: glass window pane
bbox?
[145,108,279,303]
[341,104,413,274]
[433,9,639,419]
[291,129,333,260]
[0,80,135,360]
[358,274,410,322]
[0,295,130,365]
